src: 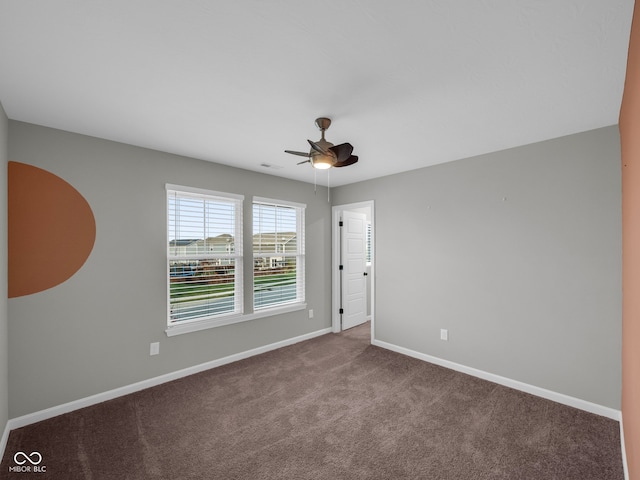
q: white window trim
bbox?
[166,184,244,328]
[165,302,307,337]
[253,196,306,210]
[166,184,244,201]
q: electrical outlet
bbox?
[440,329,448,341]
[308,309,314,319]
[150,342,160,356]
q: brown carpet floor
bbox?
[1,322,624,479]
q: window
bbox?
[253,198,305,310]
[366,221,372,265]
[167,185,243,325]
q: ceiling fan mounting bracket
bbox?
[315,117,331,132]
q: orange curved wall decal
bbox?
[8,161,96,298]
[620,1,640,477]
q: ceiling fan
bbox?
[285,117,359,169]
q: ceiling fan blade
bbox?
[285,150,310,157]
[329,143,353,162]
[334,155,358,168]
[307,139,327,154]
[297,159,311,165]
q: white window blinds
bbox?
[366,221,372,264]
[167,186,243,325]
[253,199,305,310]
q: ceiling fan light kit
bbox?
[311,156,333,169]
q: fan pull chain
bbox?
[314,169,317,195]
[327,169,330,202]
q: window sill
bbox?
[165,303,307,337]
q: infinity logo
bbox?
[13,451,42,465]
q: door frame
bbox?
[331,200,375,342]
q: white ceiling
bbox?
[0,1,634,187]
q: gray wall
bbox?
[8,121,332,418]
[0,104,8,436]
[5,121,623,417]
[333,126,622,409]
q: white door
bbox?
[341,211,367,330]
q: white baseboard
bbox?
[372,339,621,421]
[5,327,332,434]
[620,413,629,480]
[1,421,10,465]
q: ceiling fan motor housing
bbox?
[310,139,336,169]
